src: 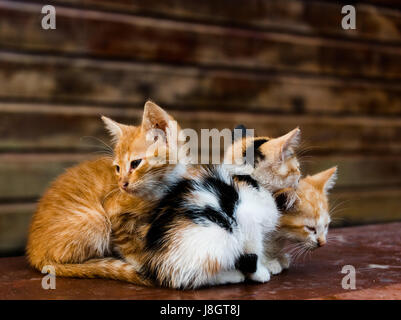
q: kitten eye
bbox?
[115,165,120,173]
[130,159,142,170]
[306,226,316,233]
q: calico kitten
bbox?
[26,102,173,285]
[263,167,338,275]
[112,164,280,289]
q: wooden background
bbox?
[0,0,401,255]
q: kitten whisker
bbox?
[330,217,345,225]
[285,242,304,255]
[80,136,115,157]
[91,150,114,157]
[289,243,308,263]
[330,199,351,213]
[297,156,316,165]
[81,136,113,151]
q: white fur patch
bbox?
[161,224,242,288]
[236,186,279,238]
[191,189,220,210]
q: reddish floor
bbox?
[1,222,400,299]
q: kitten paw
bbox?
[264,259,283,275]
[214,270,245,285]
[249,265,271,283]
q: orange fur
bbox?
[26,157,152,284]
[262,167,337,275]
[27,101,185,287]
[107,101,182,199]
[26,102,172,285]
[279,167,337,244]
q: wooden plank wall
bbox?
[1,0,401,255]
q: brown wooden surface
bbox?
[1,103,401,153]
[31,0,401,44]
[0,0,401,254]
[1,222,401,299]
[1,53,401,117]
[2,1,401,79]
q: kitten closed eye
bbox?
[306,226,316,233]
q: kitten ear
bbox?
[276,127,301,161]
[141,100,175,134]
[309,166,338,194]
[101,116,127,143]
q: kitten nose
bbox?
[122,182,129,189]
[317,239,326,247]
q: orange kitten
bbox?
[262,167,338,275]
[102,101,182,201]
[26,102,172,285]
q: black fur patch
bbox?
[203,175,239,218]
[236,253,258,274]
[233,174,259,190]
[146,178,194,250]
[189,206,233,232]
[253,138,269,151]
[243,138,269,167]
[146,167,240,251]
[139,264,168,288]
[275,192,288,212]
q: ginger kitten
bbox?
[263,167,338,275]
[26,102,173,285]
